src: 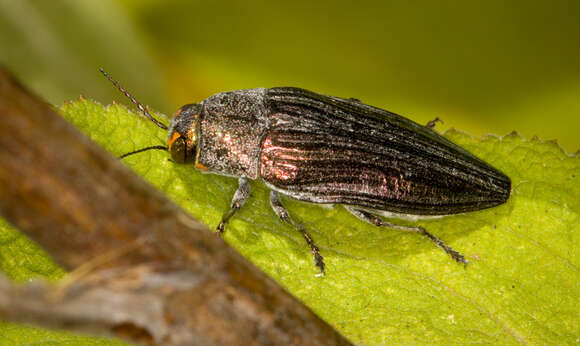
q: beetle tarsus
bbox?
[215,178,250,236]
[270,191,326,276]
[313,251,325,276]
[417,227,469,264]
[215,222,225,237]
[346,207,468,264]
[426,117,443,129]
[304,232,325,276]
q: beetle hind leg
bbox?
[425,117,443,129]
[346,207,468,264]
[270,191,325,276]
[215,178,250,236]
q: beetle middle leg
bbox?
[270,191,325,276]
[346,207,468,264]
[216,177,250,236]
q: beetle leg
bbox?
[215,177,250,236]
[425,117,443,129]
[346,207,468,264]
[270,191,325,276]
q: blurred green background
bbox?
[1,0,579,152]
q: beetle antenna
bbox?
[119,145,168,159]
[99,68,168,130]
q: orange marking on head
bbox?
[168,132,181,148]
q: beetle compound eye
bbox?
[170,137,187,164]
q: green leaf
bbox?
[2,98,578,344]
[0,321,126,346]
[0,218,64,283]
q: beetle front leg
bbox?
[269,191,325,276]
[346,207,468,264]
[215,177,250,236]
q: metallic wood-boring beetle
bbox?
[100,69,511,275]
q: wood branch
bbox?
[0,67,352,346]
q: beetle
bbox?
[100,69,511,275]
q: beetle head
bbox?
[100,69,204,167]
[167,103,202,164]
